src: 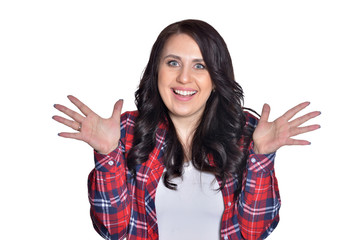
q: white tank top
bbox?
[155,162,224,240]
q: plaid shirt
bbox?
[88,111,280,240]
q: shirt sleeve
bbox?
[87,113,133,240]
[238,141,281,240]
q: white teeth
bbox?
[174,89,197,96]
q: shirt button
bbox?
[108,160,114,166]
[224,236,228,240]
[228,202,231,207]
[251,158,256,163]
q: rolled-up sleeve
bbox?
[88,113,134,240]
[238,141,281,240]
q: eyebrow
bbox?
[163,54,204,63]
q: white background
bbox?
[1,0,360,239]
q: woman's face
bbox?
[158,33,213,124]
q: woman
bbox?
[53,19,320,240]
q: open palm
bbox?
[253,102,321,154]
[53,95,123,154]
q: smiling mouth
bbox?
[173,89,197,96]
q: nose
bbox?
[176,65,192,84]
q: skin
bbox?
[157,34,214,150]
[53,35,321,155]
[253,102,321,154]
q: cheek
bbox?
[158,67,174,91]
[157,73,170,103]
[200,76,213,94]
[157,67,167,87]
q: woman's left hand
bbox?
[252,102,321,154]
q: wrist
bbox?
[252,142,272,155]
[96,142,119,155]
[253,144,260,154]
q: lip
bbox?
[171,87,197,101]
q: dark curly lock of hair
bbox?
[127,19,255,199]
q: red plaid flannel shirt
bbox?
[88,111,280,240]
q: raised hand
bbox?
[252,102,321,154]
[53,95,123,154]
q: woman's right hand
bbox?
[53,95,123,155]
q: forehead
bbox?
[161,33,202,58]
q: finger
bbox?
[111,99,123,121]
[52,115,81,131]
[259,103,271,123]
[67,95,94,117]
[58,132,83,140]
[290,124,321,137]
[282,101,310,121]
[54,104,84,123]
[286,138,311,146]
[290,111,321,127]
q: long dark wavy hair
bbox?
[127,19,254,198]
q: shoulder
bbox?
[121,110,139,118]
[243,110,259,130]
[120,111,139,151]
[120,111,139,137]
[121,110,139,125]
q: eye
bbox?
[194,63,206,69]
[167,60,180,67]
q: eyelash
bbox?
[167,60,179,67]
[194,63,206,69]
[166,60,206,69]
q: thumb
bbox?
[111,99,124,122]
[259,103,271,123]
